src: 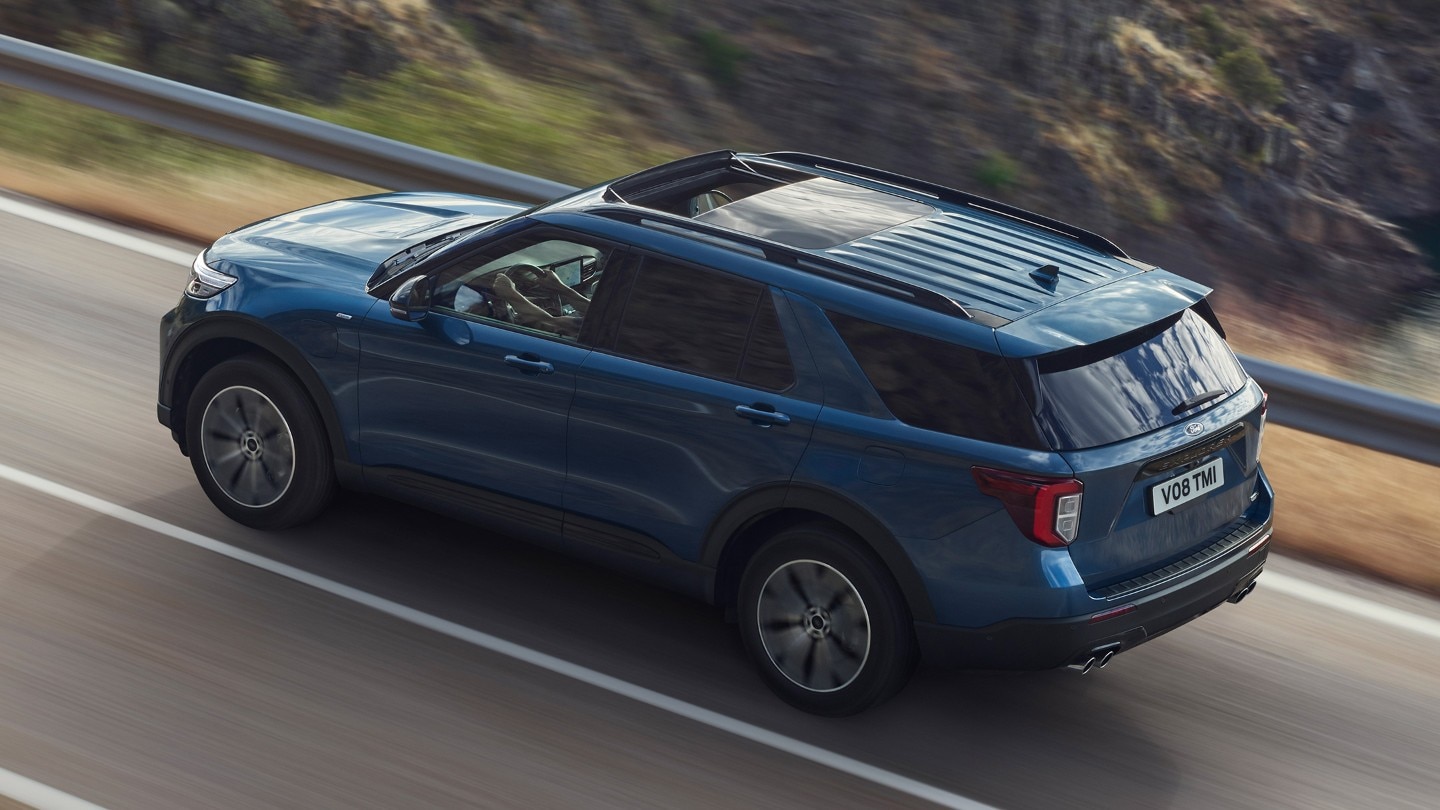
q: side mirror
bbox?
[389,275,433,321]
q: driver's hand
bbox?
[507,265,541,284]
[535,268,570,292]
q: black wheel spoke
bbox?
[227,460,247,490]
[830,633,863,661]
[259,458,279,489]
[234,393,251,429]
[787,567,812,605]
[755,559,871,695]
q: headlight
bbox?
[186,251,237,299]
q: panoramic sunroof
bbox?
[695,177,933,249]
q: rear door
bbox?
[563,254,820,562]
[1024,308,1265,590]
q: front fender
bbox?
[159,311,359,484]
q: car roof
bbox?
[541,151,1208,351]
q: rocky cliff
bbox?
[4,0,1437,322]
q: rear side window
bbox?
[828,313,1046,448]
[613,257,795,390]
[1031,308,1248,449]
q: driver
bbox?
[484,264,591,338]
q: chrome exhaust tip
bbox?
[1068,657,1097,675]
[1096,649,1117,669]
[1228,581,1258,604]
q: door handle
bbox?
[735,404,790,427]
[504,354,554,375]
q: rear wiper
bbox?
[1172,388,1228,415]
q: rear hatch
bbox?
[1011,305,1266,592]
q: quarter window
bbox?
[829,313,1046,448]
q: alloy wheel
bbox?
[756,559,871,693]
[199,385,296,508]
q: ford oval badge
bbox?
[1185,422,1205,437]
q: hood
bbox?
[206,192,528,281]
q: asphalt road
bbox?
[2,194,1439,810]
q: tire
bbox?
[738,523,918,716]
[185,355,336,530]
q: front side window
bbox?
[612,258,795,390]
[431,233,612,341]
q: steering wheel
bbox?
[689,190,734,216]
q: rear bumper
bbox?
[915,516,1272,669]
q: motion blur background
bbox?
[0,2,1438,808]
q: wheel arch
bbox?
[702,484,937,623]
[162,315,352,477]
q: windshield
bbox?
[1029,308,1248,449]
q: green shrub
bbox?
[231,56,298,105]
[637,0,674,22]
[0,40,675,189]
[0,85,256,176]
[1217,47,1283,108]
[1194,5,1242,58]
[304,63,672,185]
[1145,194,1173,225]
[694,29,748,87]
[975,152,1020,192]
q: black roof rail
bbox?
[756,151,1128,258]
[605,150,737,203]
[584,206,993,322]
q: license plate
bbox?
[1150,457,1224,515]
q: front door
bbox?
[356,227,620,535]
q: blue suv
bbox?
[159,151,1273,714]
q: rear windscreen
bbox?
[1029,308,1248,449]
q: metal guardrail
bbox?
[0,35,576,202]
[2,35,1438,466]
[1241,356,1440,466]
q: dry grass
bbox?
[1111,19,1219,94]
[1263,426,1440,597]
[0,151,376,243]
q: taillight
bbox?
[971,466,1084,548]
[1257,389,1268,460]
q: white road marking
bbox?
[0,194,193,266]
[0,461,998,810]
[0,766,110,810]
[1262,572,1440,641]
